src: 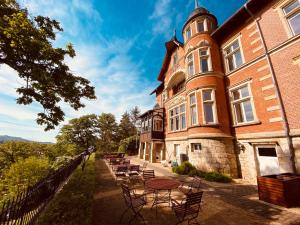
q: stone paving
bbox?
[92,157,300,225]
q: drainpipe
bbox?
[244,3,296,173]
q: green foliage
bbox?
[203,172,232,183]
[36,154,96,225]
[172,162,232,183]
[118,135,139,154]
[172,162,197,175]
[0,0,96,130]
[97,113,119,152]
[118,112,136,140]
[1,156,50,197]
[56,114,99,150]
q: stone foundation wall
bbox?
[236,137,295,184]
[165,138,238,177]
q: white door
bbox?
[174,144,181,164]
[256,146,280,176]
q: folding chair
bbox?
[171,191,203,225]
[120,183,147,225]
[178,177,202,195]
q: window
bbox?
[230,84,256,125]
[191,143,201,152]
[197,21,205,32]
[187,53,194,77]
[172,80,185,95]
[173,50,178,66]
[257,147,277,157]
[186,27,192,40]
[224,39,243,72]
[199,49,210,73]
[190,93,197,126]
[174,144,180,157]
[169,104,186,132]
[153,117,163,131]
[283,0,300,35]
[202,89,217,124]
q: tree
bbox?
[1,156,50,196]
[118,111,136,141]
[0,0,96,130]
[97,113,119,152]
[130,106,141,129]
[56,114,99,150]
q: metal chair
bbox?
[178,177,202,195]
[120,183,147,225]
[114,165,128,180]
[128,165,140,176]
[142,170,155,183]
[140,161,148,173]
[171,191,203,225]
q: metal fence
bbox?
[0,148,93,225]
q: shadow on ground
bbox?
[92,159,300,225]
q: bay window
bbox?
[202,89,217,124]
[190,93,198,126]
[187,53,194,77]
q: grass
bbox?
[36,153,96,225]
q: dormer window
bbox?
[186,27,192,40]
[197,21,205,32]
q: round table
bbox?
[145,178,180,216]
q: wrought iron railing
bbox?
[0,148,94,225]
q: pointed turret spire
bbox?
[195,0,199,9]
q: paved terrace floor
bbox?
[92,157,300,225]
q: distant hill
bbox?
[0,135,53,144]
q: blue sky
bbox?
[0,0,247,142]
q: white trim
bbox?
[200,88,218,125]
[198,47,212,73]
[267,105,280,111]
[189,92,198,126]
[259,74,272,81]
[250,37,261,45]
[229,81,258,125]
[269,117,283,122]
[246,22,256,30]
[252,46,264,53]
[249,30,259,37]
[168,103,187,132]
[262,84,275,91]
[264,95,277,100]
[257,64,269,72]
[186,52,195,77]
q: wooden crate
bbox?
[257,173,300,208]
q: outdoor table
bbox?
[145,178,180,216]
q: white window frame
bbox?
[189,92,198,126]
[201,88,218,124]
[282,0,300,36]
[229,82,257,126]
[197,19,207,33]
[185,26,192,41]
[172,50,178,66]
[186,53,195,77]
[198,47,212,73]
[191,143,202,152]
[223,37,245,73]
[169,104,186,132]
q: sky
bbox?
[0,0,247,142]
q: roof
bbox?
[150,82,164,95]
[212,0,275,42]
[157,36,183,82]
[182,7,218,32]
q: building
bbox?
[138,0,300,183]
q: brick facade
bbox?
[139,0,300,183]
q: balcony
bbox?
[139,107,164,142]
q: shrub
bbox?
[172,162,197,175]
[204,171,232,183]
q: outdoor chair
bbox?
[171,191,203,225]
[114,165,128,179]
[123,159,130,165]
[178,177,202,195]
[139,161,148,173]
[120,183,147,225]
[128,165,140,176]
[142,170,155,184]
